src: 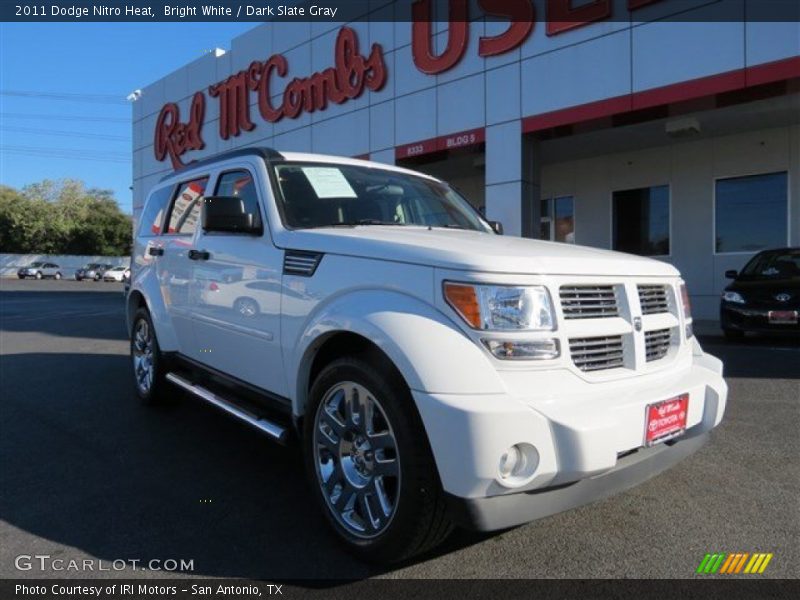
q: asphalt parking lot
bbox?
[0,279,798,581]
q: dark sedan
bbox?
[721,248,800,339]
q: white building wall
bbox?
[540,125,800,318]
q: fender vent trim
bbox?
[283,251,323,277]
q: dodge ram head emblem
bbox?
[634,317,643,331]
[775,293,791,302]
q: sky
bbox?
[0,22,257,213]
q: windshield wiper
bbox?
[314,219,404,228]
[427,223,468,230]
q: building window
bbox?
[715,172,788,254]
[540,196,574,243]
[612,185,670,256]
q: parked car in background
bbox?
[17,262,62,280]
[75,263,114,281]
[127,148,728,563]
[721,248,800,339]
[103,266,129,282]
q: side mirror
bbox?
[725,269,738,279]
[203,196,262,235]
[489,221,504,235]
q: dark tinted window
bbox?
[139,186,173,237]
[613,185,670,256]
[740,249,800,280]
[212,170,262,229]
[167,177,209,235]
[715,172,787,253]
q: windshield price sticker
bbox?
[301,167,357,199]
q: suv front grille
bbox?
[560,285,618,319]
[645,329,672,362]
[569,335,624,372]
[638,285,669,315]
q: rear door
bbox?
[189,164,288,398]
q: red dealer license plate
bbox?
[645,394,689,446]
[769,310,798,324]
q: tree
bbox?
[0,179,132,256]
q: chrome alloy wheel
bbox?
[132,318,154,395]
[314,381,400,538]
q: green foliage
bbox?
[0,179,132,256]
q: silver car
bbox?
[17,262,62,280]
[75,263,114,281]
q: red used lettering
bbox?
[478,0,535,57]
[546,0,611,36]
[411,0,469,74]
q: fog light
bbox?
[497,443,540,486]
[499,446,521,479]
[482,338,559,360]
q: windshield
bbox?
[740,249,800,281]
[86,263,102,269]
[272,161,491,232]
[30,262,43,267]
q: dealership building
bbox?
[132,0,800,318]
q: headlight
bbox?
[444,282,555,331]
[680,282,694,339]
[722,291,745,304]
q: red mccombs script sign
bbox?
[154,0,668,169]
[155,27,386,169]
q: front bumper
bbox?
[413,349,727,531]
[447,431,709,531]
[721,304,799,334]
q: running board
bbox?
[166,372,289,444]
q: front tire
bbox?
[130,308,168,405]
[35,272,42,280]
[54,272,62,280]
[304,356,451,564]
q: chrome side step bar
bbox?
[166,372,289,444]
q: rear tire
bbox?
[304,356,452,564]
[35,272,42,280]
[55,272,62,280]
[130,307,169,405]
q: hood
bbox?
[277,227,679,277]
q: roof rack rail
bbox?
[159,147,284,182]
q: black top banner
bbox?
[2,0,800,22]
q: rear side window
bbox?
[213,170,263,229]
[139,186,173,237]
[167,177,209,235]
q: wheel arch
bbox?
[290,290,504,419]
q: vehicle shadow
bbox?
[696,334,800,379]
[0,352,491,582]
[0,290,127,342]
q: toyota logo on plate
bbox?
[634,317,643,332]
[775,293,791,302]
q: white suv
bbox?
[127,148,727,563]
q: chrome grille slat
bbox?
[638,284,669,315]
[645,328,672,362]
[560,285,619,319]
[569,335,625,372]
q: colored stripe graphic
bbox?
[698,552,773,575]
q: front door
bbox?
[189,167,288,398]
[157,176,209,360]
